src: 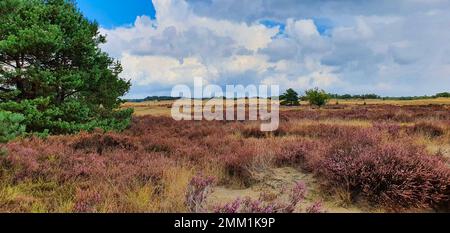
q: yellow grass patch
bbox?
[122,98,450,117]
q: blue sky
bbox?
[76,0,156,28]
[76,0,450,98]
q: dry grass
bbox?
[122,98,450,117]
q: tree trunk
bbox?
[14,57,25,100]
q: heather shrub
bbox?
[74,188,102,213]
[241,126,267,138]
[213,198,243,213]
[104,151,170,187]
[185,124,222,140]
[144,139,173,153]
[391,111,413,122]
[280,105,450,122]
[220,145,258,187]
[1,110,449,213]
[372,121,402,137]
[410,122,445,138]
[213,181,325,213]
[214,197,280,213]
[240,124,286,138]
[274,139,317,170]
[2,140,65,182]
[287,124,364,140]
[0,137,178,212]
[306,201,325,213]
[284,181,308,213]
[72,132,138,154]
[2,137,170,187]
[317,136,450,210]
[218,139,278,187]
[185,175,215,213]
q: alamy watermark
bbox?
[171,77,280,131]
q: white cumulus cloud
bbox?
[100,0,450,98]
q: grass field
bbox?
[1,98,449,213]
[122,98,450,116]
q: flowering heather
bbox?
[306,201,325,213]
[275,139,317,169]
[372,121,402,137]
[317,133,450,210]
[290,181,307,205]
[74,188,103,213]
[213,181,320,213]
[185,175,215,213]
[213,198,242,213]
[213,197,281,213]
[410,121,445,138]
[280,105,450,122]
[0,104,449,212]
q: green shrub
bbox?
[0,111,26,143]
[305,88,330,107]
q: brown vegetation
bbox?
[1,104,449,212]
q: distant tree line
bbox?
[328,93,381,100]
[329,92,450,100]
[435,92,450,98]
[278,88,450,108]
[129,91,450,105]
[127,96,182,102]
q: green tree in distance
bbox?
[280,88,300,106]
[435,92,450,98]
[305,88,330,107]
[0,0,132,135]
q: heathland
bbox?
[1,98,449,213]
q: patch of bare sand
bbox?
[207,167,365,213]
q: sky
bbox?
[76,0,450,98]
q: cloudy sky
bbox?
[77,0,450,98]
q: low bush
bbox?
[240,124,286,138]
[305,88,330,107]
[317,133,450,210]
[221,146,257,187]
[71,132,138,154]
[274,139,317,170]
[74,188,103,213]
[1,108,449,212]
[372,121,402,137]
[2,137,170,187]
[410,122,445,138]
[185,175,215,213]
[213,181,325,213]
